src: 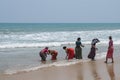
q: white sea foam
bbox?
[0,29,120,49]
[4,59,90,75]
[0,40,120,49]
[96,52,106,59]
[0,42,74,48]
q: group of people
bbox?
[39,47,58,61]
[39,36,114,63]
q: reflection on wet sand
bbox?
[106,64,115,80]
[77,63,84,80]
[89,61,101,80]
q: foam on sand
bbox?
[4,59,90,75]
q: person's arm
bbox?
[94,45,98,50]
[81,42,84,47]
[65,49,68,59]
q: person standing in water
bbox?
[88,43,97,61]
[88,38,99,61]
[105,36,114,63]
[75,37,84,59]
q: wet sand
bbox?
[1,56,120,80]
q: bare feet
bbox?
[104,61,107,63]
[111,61,114,63]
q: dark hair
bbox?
[109,36,112,39]
[77,37,81,41]
[45,47,48,49]
[63,46,66,49]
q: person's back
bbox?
[40,48,48,54]
[49,50,58,60]
[67,48,74,59]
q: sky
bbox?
[0,0,120,23]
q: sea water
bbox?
[0,23,120,75]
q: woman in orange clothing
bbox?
[63,46,75,60]
[105,36,114,63]
[48,50,58,60]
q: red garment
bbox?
[106,48,114,58]
[40,48,48,54]
[51,51,58,60]
[67,48,75,60]
[106,40,114,58]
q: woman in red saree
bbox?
[63,46,75,60]
[105,36,114,63]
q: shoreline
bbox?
[1,56,120,80]
[0,44,120,80]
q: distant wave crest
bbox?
[0,29,120,48]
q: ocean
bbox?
[0,23,120,75]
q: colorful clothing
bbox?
[67,48,75,60]
[50,50,58,60]
[39,48,49,61]
[106,40,114,58]
[40,48,49,54]
[76,41,81,47]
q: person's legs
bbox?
[51,53,57,60]
[79,47,82,59]
[68,54,74,60]
[75,47,78,59]
[91,57,95,61]
[111,57,114,63]
[40,53,46,61]
[51,55,56,60]
[105,57,108,63]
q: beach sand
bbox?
[1,56,120,80]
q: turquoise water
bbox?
[0,23,120,48]
[0,23,120,32]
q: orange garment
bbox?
[67,48,75,60]
[51,50,58,60]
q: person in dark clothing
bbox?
[75,37,84,59]
[88,44,97,61]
